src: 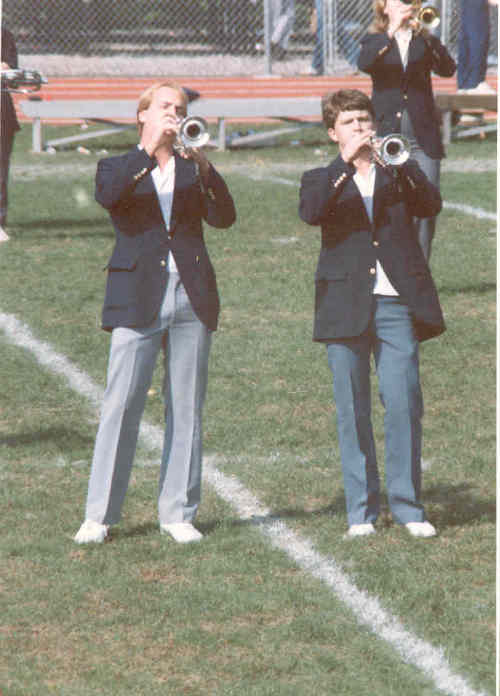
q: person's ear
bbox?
[327,127,338,143]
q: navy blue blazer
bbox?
[357,31,456,159]
[299,156,445,343]
[96,147,236,332]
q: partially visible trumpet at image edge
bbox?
[1,68,47,93]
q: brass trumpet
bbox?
[417,3,440,30]
[178,116,210,149]
[371,134,410,167]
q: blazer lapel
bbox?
[372,165,390,228]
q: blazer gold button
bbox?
[160,259,166,267]
[373,240,379,247]
[370,267,376,275]
[403,94,408,100]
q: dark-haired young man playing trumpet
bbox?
[299,89,444,539]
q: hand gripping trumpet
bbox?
[1,68,47,93]
[370,134,410,168]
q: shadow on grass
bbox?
[10,218,112,238]
[437,281,496,296]
[98,484,494,541]
[424,481,495,528]
[0,427,94,449]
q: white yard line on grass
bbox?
[0,310,487,696]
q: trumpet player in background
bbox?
[1,27,21,242]
[299,89,445,539]
[75,81,236,545]
[357,0,456,261]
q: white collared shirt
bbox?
[352,164,399,297]
[150,155,179,273]
[394,26,412,69]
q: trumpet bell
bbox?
[417,3,440,30]
[178,116,210,149]
[379,134,410,167]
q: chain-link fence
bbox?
[3,0,497,77]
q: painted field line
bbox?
[0,311,487,696]
[244,172,497,222]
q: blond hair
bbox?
[369,0,425,35]
[136,81,188,134]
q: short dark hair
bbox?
[321,89,375,129]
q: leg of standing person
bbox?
[158,278,211,530]
[401,111,440,262]
[311,0,324,74]
[0,128,14,239]
[372,296,425,525]
[458,0,490,90]
[326,327,380,528]
[270,0,295,55]
[75,272,178,542]
[84,318,165,527]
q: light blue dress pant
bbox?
[326,296,425,526]
[85,272,211,527]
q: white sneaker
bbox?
[405,521,437,538]
[74,520,109,544]
[301,65,322,76]
[160,522,203,543]
[344,522,376,538]
[458,113,478,124]
[466,81,496,95]
[0,226,10,242]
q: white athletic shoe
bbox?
[344,523,376,538]
[74,520,109,544]
[405,521,437,538]
[160,522,203,543]
[0,226,10,242]
[465,81,496,95]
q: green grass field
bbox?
[0,123,496,695]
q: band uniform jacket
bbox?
[1,28,21,140]
[357,31,456,159]
[96,146,236,332]
[299,155,445,343]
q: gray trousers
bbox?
[401,111,441,262]
[85,272,211,526]
[327,296,425,526]
[270,0,296,49]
